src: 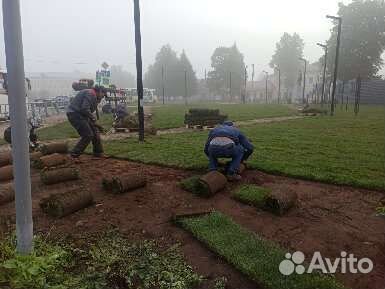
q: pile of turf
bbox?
[40,188,93,218]
[32,153,68,169]
[180,176,210,196]
[233,184,271,208]
[40,167,79,185]
[0,165,13,182]
[184,108,227,127]
[176,211,346,289]
[40,142,69,155]
[102,173,146,194]
[301,107,328,115]
[0,151,12,167]
[0,183,14,205]
[233,184,297,215]
[180,172,227,197]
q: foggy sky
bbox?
[0,0,384,78]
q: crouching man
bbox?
[204,121,254,181]
[66,85,106,159]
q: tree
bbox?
[326,0,385,80]
[144,45,197,98]
[207,44,246,98]
[110,65,136,88]
[270,33,304,92]
[178,50,197,97]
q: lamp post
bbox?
[133,0,144,141]
[317,43,328,107]
[263,71,268,104]
[275,66,281,104]
[161,65,165,104]
[243,65,248,104]
[2,0,33,253]
[327,15,342,116]
[299,58,307,105]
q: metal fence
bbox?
[0,100,64,121]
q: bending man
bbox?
[204,121,254,181]
[66,85,106,158]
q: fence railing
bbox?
[0,100,66,121]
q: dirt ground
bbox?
[0,156,384,289]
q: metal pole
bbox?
[299,58,307,105]
[161,65,165,105]
[134,0,144,142]
[322,49,327,106]
[275,67,281,104]
[2,0,33,254]
[251,64,255,89]
[265,74,268,103]
[229,71,232,101]
[243,66,247,104]
[184,69,187,105]
[328,16,342,116]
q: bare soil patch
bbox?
[0,156,384,289]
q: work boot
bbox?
[227,174,242,182]
[92,153,109,159]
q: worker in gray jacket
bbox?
[66,86,106,158]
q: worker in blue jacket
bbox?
[66,86,106,158]
[204,121,254,181]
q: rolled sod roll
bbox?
[30,151,43,162]
[33,153,68,169]
[110,173,146,194]
[199,171,227,196]
[40,167,79,185]
[0,165,13,182]
[0,151,12,167]
[0,183,14,205]
[40,142,69,155]
[40,188,93,218]
[264,190,298,216]
[102,177,114,191]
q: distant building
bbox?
[27,72,93,100]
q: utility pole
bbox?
[275,66,281,104]
[229,71,232,101]
[2,0,33,253]
[161,65,165,104]
[251,64,255,88]
[243,65,248,104]
[299,58,307,105]
[317,43,328,107]
[327,15,342,116]
[184,69,188,105]
[134,0,144,142]
[263,71,268,104]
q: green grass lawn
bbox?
[176,211,346,289]
[151,103,297,129]
[35,103,296,141]
[101,105,385,190]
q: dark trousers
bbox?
[208,144,244,175]
[67,112,103,157]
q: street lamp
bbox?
[317,43,328,107]
[133,0,145,141]
[274,66,281,104]
[243,65,248,104]
[299,58,307,105]
[327,15,342,116]
[263,70,268,104]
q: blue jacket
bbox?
[204,124,254,155]
[67,89,97,120]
